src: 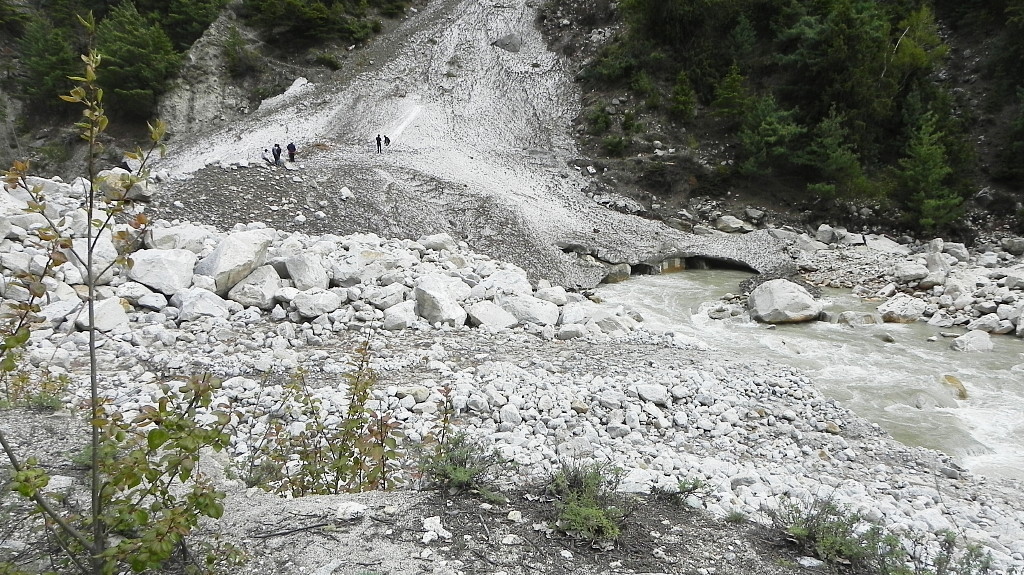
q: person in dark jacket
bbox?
[287,142,297,162]
[272,144,282,166]
[376,134,382,153]
[384,135,391,147]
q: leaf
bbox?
[147,427,170,451]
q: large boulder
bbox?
[478,269,533,296]
[194,229,274,295]
[283,254,329,291]
[75,297,129,332]
[383,300,417,330]
[171,288,230,322]
[467,300,518,329]
[495,293,560,325]
[227,265,283,309]
[363,282,408,310]
[413,275,468,326]
[950,330,993,352]
[878,293,928,323]
[65,233,118,285]
[127,249,197,295]
[145,224,213,253]
[747,279,822,323]
[893,262,929,283]
[292,289,344,318]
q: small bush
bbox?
[420,431,504,499]
[547,461,630,543]
[312,51,342,70]
[224,26,263,78]
[602,136,627,156]
[0,369,68,411]
[767,497,998,575]
[586,107,611,135]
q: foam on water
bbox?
[595,270,1024,481]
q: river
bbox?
[594,269,1024,481]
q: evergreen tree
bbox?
[95,1,181,118]
[712,64,750,122]
[896,111,961,232]
[1,0,26,34]
[739,94,805,176]
[799,107,868,198]
[18,17,78,112]
[669,71,697,121]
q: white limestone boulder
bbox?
[171,288,230,322]
[145,225,213,253]
[467,300,518,329]
[479,269,533,296]
[383,300,417,330]
[950,330,993,352]
[535,286,569,306]
[418,233,457,252]
[75,297,128,332]
[65,233,118,285]
[194,229,274,295]
[363,282,408,310]
[413,275,468,326]
[127,249,197,295]
[966,313,1001,333]
[292,289,344,318]
[227,265,282,310]
[494,293,559,325]
[878,293,928,323]
[893,262,929,283]
[747,279,822,323]
[284,254,329,291]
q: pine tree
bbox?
[897,111,961,232]
[712,64,750,121]
[18,17,78,112]
[799,107,868,198]
[95,1,181,119]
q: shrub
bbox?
[223,26,263,78]
[669,71,697,121]
[313,51,342,70]
[242,343,404,495]
[547,461,630,543]
[586,107,612,135]
[602,136,627,156]
[0,369,69,411]
[420,431,504,499]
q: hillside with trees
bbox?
[557,0,1024,238]
[1,0,1022,239]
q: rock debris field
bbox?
[3,0,1024,571]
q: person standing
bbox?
[272,143,282,166]
[287,142,297,162]
[376,134,382,153]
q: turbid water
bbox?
[595,270,1024,481]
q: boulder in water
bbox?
[747,279,822,323]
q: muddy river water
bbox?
[595,269,1024,481]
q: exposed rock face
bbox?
[747,279,822,323]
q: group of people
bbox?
[260,134,393,165]
[262,142,297,166]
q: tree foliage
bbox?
[895,111,961,232]
[17,16,78,112]
[95,2,181,119]
[240,0,384,46]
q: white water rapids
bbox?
[595,270,1024,481]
